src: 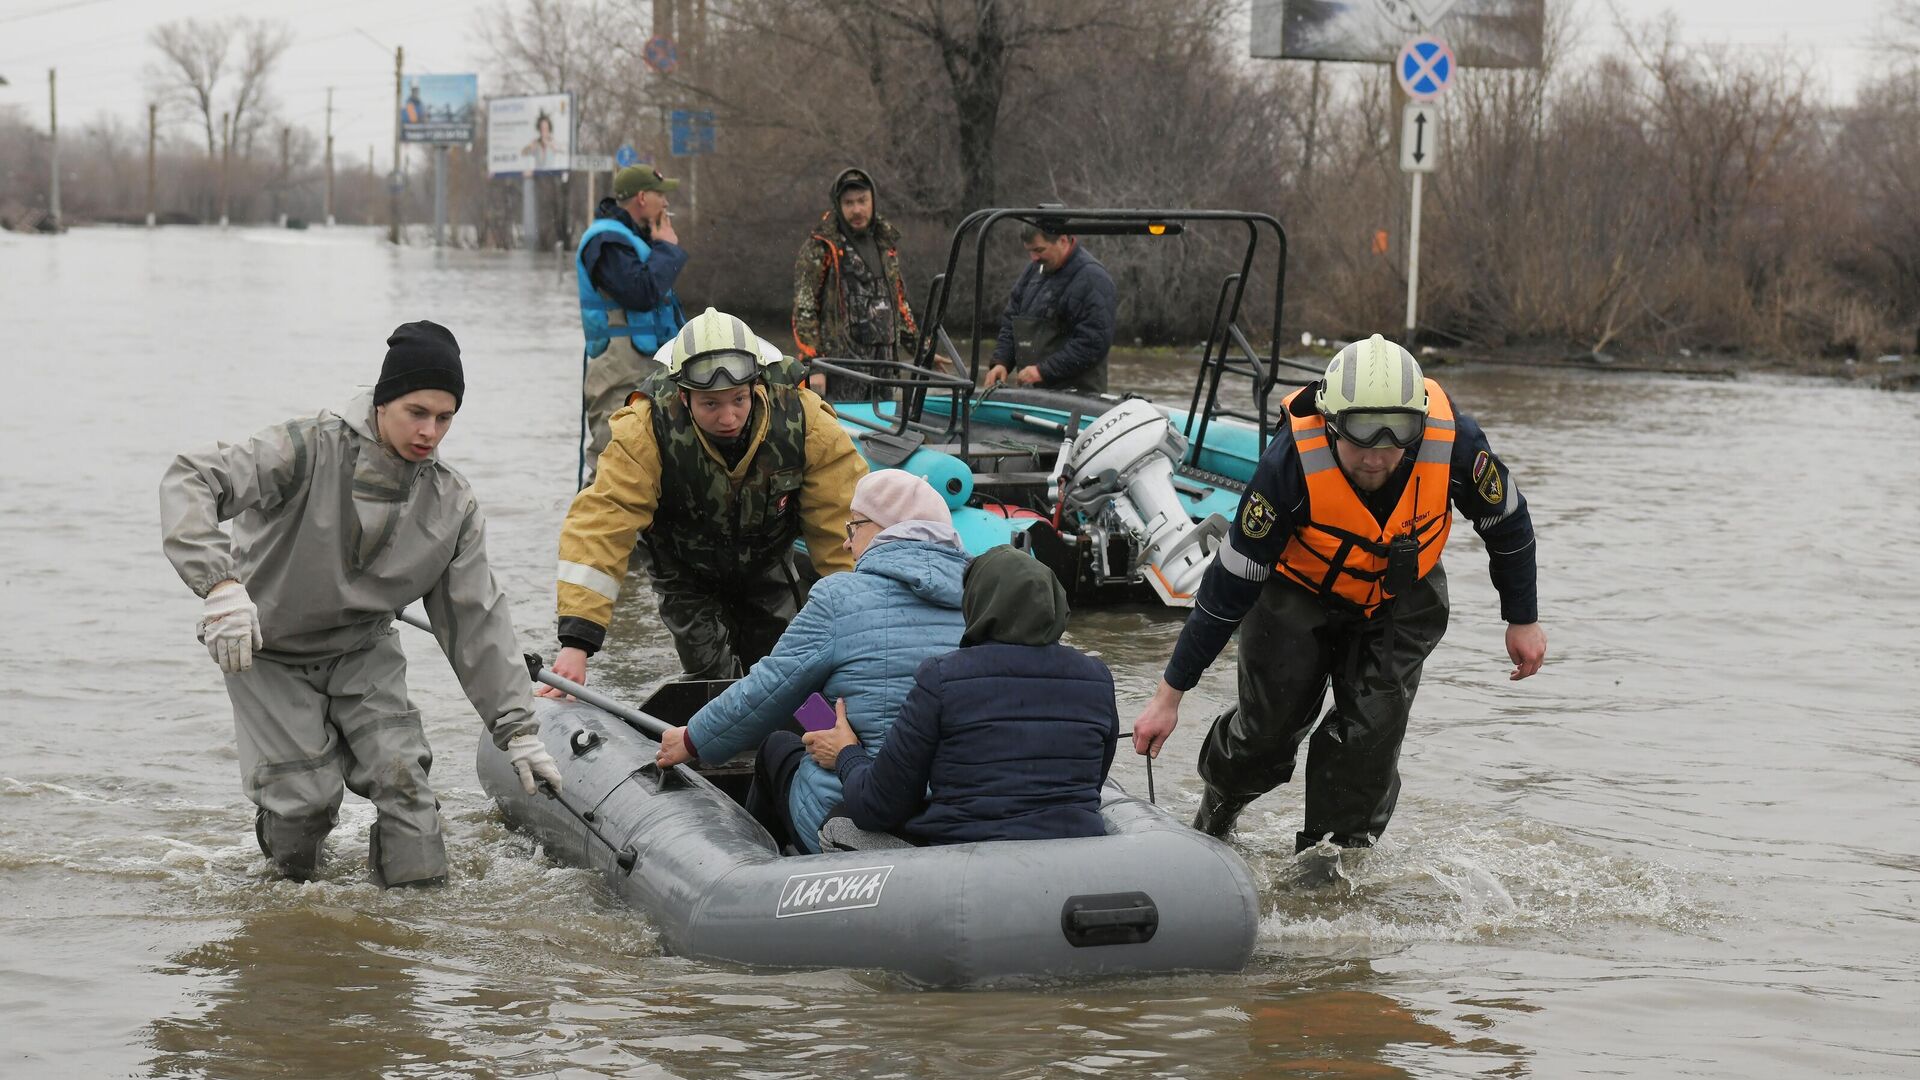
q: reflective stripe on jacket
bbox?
[576,217,684,357]
[555,384,867,640]
[1275,380,1456,615]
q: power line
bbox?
[0,0,121,27]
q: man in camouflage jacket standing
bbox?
[791,167,921,401]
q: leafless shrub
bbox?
[12,0,1916,358]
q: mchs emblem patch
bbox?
[1240,492,1277,539]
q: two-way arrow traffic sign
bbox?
[1400,102,1439,173]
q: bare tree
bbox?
[228,19,293,158]
[1886,0,1920,45]
[146,17,291,160]
[826,0,1132,213]
[147,19,231,157]
[1616,15,1814,251]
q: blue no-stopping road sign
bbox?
[1396,36,1455,101]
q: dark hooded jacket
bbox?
[791,167,919,366]
[832,545,1119,845]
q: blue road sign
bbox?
[615,144,638,169]
[643,36,678,75]
[1396,36,1455,101]
[670,109,716,157]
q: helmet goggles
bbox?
[674,349,760,391]
[1327,409,1423,449]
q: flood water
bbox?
[2,226,1917,1078]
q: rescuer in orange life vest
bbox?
[1129,334,1548,872]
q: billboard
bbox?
[1250,0,1544,69]
[399,74,478,144]
[487,92,575,177]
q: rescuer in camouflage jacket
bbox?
[550,308,867,685]
[791,167,920,402]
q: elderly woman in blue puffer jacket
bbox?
[654,470,967,853]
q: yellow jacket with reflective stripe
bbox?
[555,383,865,635]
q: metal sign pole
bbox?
[1393,35,1452,341]
[1406,170,1423,337]
[432,144,448,247]
[522,174,538,250]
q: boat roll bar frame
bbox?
[810,206,1319,464]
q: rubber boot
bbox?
[366,818,448,889]
[254,806,335,882]
[1291,833,1350,890]
[1192,787,1252,839]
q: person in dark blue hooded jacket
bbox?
[804,545,1118,845]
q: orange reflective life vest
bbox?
[1274,380,1456,616]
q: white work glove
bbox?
[197,581,263,674]
[506,733,564,797]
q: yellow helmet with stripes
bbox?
[664,307,781,390]
[1314,334,1428,448]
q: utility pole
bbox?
[219,111,231,227]
[276,125,290,226]
[1302,60,1323,182]
[324,87,335,226]
[146,103,157,227]
[389,45,402,245]
[47,69,60,230]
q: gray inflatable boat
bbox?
[475,683,1262,986]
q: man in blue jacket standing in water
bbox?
[575,163,688,484]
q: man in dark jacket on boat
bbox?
[982,224,1117,394]
[804,545,1118,845]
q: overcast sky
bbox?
[0,0,1904,167]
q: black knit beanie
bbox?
[374,320,465,409]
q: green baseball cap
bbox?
[613,164,680,199]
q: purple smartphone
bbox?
[794,692,837,732]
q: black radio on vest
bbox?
[1384,532,1420,599]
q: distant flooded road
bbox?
[3,226,1916,1078]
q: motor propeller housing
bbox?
[1059,400,1229,606]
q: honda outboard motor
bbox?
[1056,400,1229,606]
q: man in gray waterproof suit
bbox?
[160,321,563,886]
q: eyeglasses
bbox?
[674,350,760,390]
[1327,410,1424,449]
[844,517,874,542]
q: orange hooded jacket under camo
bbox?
[791,211,918,361]
[1273,380,1456,615]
